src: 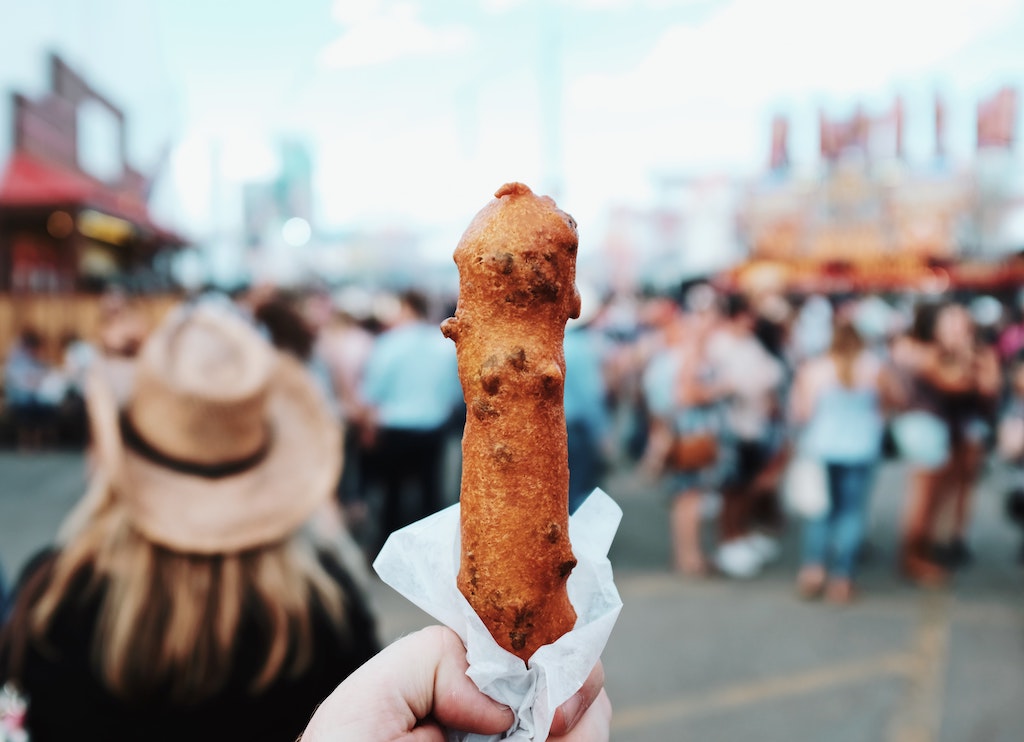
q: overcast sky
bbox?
[2,0,1023,262]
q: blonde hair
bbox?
[830,321,865,388]
[10,477,345,704]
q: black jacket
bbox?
[0,547,380,742]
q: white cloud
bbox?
[482,0,713,12]
[552,0,1022,210]
[320,1,473,69]
[480,0,527,13]
[571,0,1018,112]
[567,0,710,8]
[330,0,386,26]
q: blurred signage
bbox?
[769,115,789,171]
[818,98,903,163]
[78,209,135,245]
[820,108,869,161]
[977,86,1017,150]
[744,166,967,264]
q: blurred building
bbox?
[0,54,185,295]
[243,139,314,249]
[727,90,1024,295]
[241,139,319,286]
[237,138,453,291]
[478,89,1024,301]
[592,176,745,297]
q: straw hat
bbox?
[86,302,341,554]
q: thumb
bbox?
[302,626,513,741]
[418,626,515,735]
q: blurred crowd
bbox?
[9,281,1024,546]
[1,290,145,452]
[0,285,607,741]
[6,281,1024,591]
[594,282,1024,603]
[2,274,1024,738]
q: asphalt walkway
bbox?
[1,452,1022,741]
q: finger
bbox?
[558,689,612,742]
[548,661,606,736]
[403,723,445,742]
[427,627,515,735]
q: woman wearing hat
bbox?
[0,303,380,742]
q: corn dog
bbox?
[441,182,580,662]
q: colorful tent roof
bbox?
[0,152,185,245]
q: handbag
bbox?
[783,456,829,518]
[668,432,719,472]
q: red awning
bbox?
[0,152,186,245]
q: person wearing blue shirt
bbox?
[360,290,463,552]
[564,293,612,514]
[790,320,898,603]
[0,559,8,621]
[4,328,56,451]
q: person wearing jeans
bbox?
[790,318,899,604]
[0,559,8,621]
[801,462,875,592]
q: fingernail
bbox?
[561,691,586,730]
[490,698,514,718]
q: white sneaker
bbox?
[714,539,763,579]
[744,532,781,563]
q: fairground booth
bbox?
[724,90,1024,299]
[0,54,186,357]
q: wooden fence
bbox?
[1,293,182,364]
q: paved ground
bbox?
[1,450,1023,741]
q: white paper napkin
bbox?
[373,488,623,741]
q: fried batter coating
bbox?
[441,182,581,662]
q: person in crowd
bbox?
[790,294,834,363]
[253,293,337,409]
[564,284,613,514]
[641,287,727,577]
[360,289,463,553]
[931,302,1001,567]
[889,301,947,584]
[96,288,147,359]
[790,320,899,603]
[56,331,98,446]
[0,303,380,742]
[996,359,1024,565]
[59,331,97,396]
[851,295,896,354]
[997,298,1024,363]
[315,291,377,528]
[602,291,691,468]
[969,295,1003,347]
[301,626,611,741]
[705,293,786,579]
[747,293,798,536]
[4,327,57,451]
[253,292,355,545]
[893,300,1001,583]
[0,560,8,622]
